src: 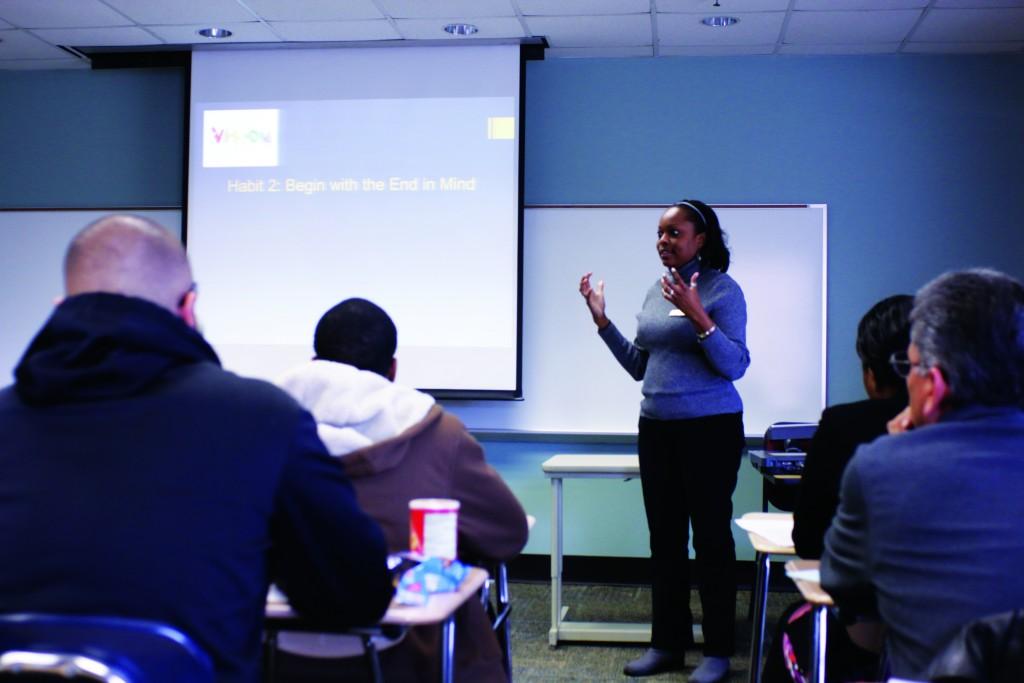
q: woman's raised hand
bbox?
[662,269,714,334]
[580,272,610,329]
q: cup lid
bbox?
[409,498,461,510]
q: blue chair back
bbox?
[0,614,213,683]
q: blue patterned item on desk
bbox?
[395,557,469,606]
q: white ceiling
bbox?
[1,0,1022,70]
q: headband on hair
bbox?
[677,200,708,228]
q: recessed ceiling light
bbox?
[197,27,233,39]
[443,23,479,37]
[702,16,739,28]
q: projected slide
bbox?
[187,46,521,395]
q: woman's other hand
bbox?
[580,272,610,329]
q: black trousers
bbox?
[637,412,745,657]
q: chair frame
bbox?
[0,613,213,683]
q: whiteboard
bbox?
[0,209,182,384]
[445,205,827,436]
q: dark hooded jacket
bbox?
[0,293,393,683]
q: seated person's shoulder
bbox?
[822,396,902,424]
[183,364,304,411]
[817,397,905,454]
[168,366,317,453]
[414,405,475,447]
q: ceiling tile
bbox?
[903,39,1024,50]
[795,0,926,8]
[545,45,654,58]
[660,43,776,54]
[376,0,516,19]
[933,0,1024,7]
[658,0,789,10]
[913,8,1024,41]
[0,0,132,29]
[244,0,384,22]
[518,0,650,15]
[145,22,281,44]
[29,26,162,47]
[658,12,785,45]
[394,17,526,40]
[0,57,89,70]
[269,20,400,41]
[101,0,256,25]
[779,42,900,53]
[785,9,922,44]
[525,14,651,47]
[0,29,71,58]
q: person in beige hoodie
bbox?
[276,297,528,683]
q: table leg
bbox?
[362,634,383,683]
[549,475,563,646]
[441,614,456,683]
[809,605,828,683]
[747,551,771,683]
[262,629,277,683]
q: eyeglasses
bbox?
[889,351,926,378]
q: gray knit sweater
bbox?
[598,257,750,420]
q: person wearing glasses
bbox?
[762,294,911,683]
[0,215,394,683]
[580,200,749,682]
[821,268,1024,682]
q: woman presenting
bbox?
[580,200,749,682]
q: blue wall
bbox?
[0,68,184,208]
[2,54,1022,560]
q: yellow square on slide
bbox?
[487,117,515,140]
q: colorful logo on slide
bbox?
[203,109,279,168]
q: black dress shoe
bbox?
[623,648,687,677]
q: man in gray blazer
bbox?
[821,268,1024,681]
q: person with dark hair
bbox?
[763,294,912,683]
[277,298,528,683]
[314,298,397,377]
[0,215,394,683]
[580,200,749,682]
[791,294,913,559]
[822,268,1024,681]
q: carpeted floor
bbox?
[509,581,797,682]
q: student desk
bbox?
[265,566,488,683]
[785,559,833,683]
[739,512,796,683]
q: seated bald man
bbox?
[0,215,394,683]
